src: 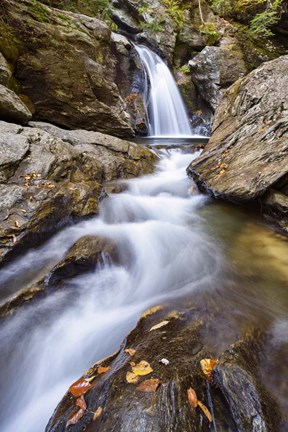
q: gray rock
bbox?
[0,85,32,124]
[0,53,12,86]
[188,55,288,232]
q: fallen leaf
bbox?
[137,378,162,392]
[85,375,96,383]
[15,220,20,228]
[97,366,111,375]
[76,395,87,410]
[126,371,139,384]
[93,406,103,421]
[66,408,84,427]
[129,361,136,367]
[149,320,169,331]
[69,379,92,397]
[198,400,212,423]
[12,234,16,244]
[200,359,217,377]
[187,387,198,408]
[141,305,163,319]
[132,360,153,376]
[125,348,136,356]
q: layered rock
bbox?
[188,55,288,232]
[0,120,156,266]
[0,0,135,137]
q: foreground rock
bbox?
[46,305,281,432]
[0,121,156,266]
[188,55,288,232]
[0,85,32,124]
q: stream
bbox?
[0,146,288,431]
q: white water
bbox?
[0,149,224,432]
[135,45,193,137]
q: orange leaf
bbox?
[76,395,87,410]
[93,406,103,421]
[97,366,111,375]
[125,348,136,356]
[200,359,217,377]
[66,408,84,427]
[187,387,198,408]
[198,400,212,423]
[137,378,162,392]
[69,379,92,397]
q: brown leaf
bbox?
[76,395,87,410]
[93,406,103,421]
[200,359,217,377]
[125,348,136,356]
[137,378,162,392]
[187,387,198,408]
[132,360,153,376]
[66,408,84,427]
[69,379,92,397]
[126,371,139,384]
[97,366,111,375]
[149,320,169,331]
[198,400,212,423]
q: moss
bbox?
[0,22,24,64]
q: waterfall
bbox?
[135,45,193,137]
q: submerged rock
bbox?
[188,55,288,232]
[45,306,281,432]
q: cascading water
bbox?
[0,150,223,432]
[135,45,193,137]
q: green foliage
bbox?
[179,64,190,74]
[162,0,186,28]
[141,18,165,33]
[250,0,283,37]
[200,22,220,45]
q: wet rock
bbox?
[47,236,120,286]
[46,306,280,432]
[125,93,148,136]
[0,53,12,86]
[0,121,156,265]
[0,84,32,124]
[188,55,288,232]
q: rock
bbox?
[0,121,156,265]
[0,0,134,137]
[46,236,120,286]
[0,53,12,86]
[0,84,32,124]
[188,55,288,232]
[189,39,247,113]
[125,93,148,136]
[46,305,280,432]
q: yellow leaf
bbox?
[149,320,169,331]
[198,400,212,422]
[93,406,103,421]
[97,366,111,374]
[141,305,163,319]
[187,387,198,408]
[126,371,139,384]
[125,348,136,356]
[132,360,153,376]
[200,359,217,377]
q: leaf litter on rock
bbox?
[69,378,92,397]
[149,320,169,331]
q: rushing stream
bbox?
[0,146,288,431]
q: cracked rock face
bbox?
[188,55,288,232]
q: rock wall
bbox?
[188,55,288,232]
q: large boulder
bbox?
[188,55,288,232]
[45,305,281,432]
[0,0,135,137]
[0,53,12,86]
[0,121,156,266]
